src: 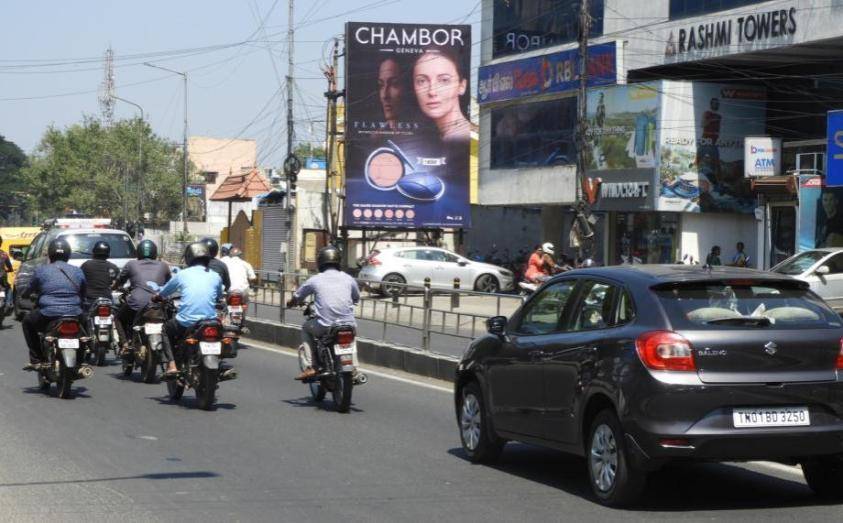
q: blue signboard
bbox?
[477,41,616,105]
[827,110,843,186]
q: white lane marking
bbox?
[752,461,803,477]
[242,339,454,394]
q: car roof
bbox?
[550,264,802,286]
[52,228,132,237]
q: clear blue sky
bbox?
[0,0,481,166]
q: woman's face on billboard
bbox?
[378,59,403,121]
[413,52,466,121]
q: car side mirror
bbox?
[486,315,507,336]
[815,265,831,276]
[11,251,22,261]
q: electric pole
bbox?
[574,0,594,261]
[285,0,297,273]
[98,46,115,127]
[324,37,340,241]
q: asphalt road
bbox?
[0,321,840,522]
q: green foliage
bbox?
[293,142,326,160]
[21,116,184,226]
[0,134,28,223]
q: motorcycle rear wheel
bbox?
[299,345,325,402]
[140,346,158,384]
[196,367,218,411]
[332,370,353,413]
[95,343,107,367]
[57,359,73,399]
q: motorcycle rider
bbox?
[0,235,14,312]
[223,247,256,298]
[200,237,231,292]
[287,245,359,381]
[524,242,556,284]
[113,239,171,353]
[154,242,224,378]
[80,241,119,307]
[21,239,86,371]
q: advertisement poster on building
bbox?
[185,184,206,221]
[798,176,843,251]
[344,22,472,229]
[744,136,781,177]
[659,82,766,213]
[585,82,660,170]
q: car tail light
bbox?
[636,331,695,372]
[836,338,843,370]
[227,293,243,306]
[201,325,220,340]
[336,330,355,346]
[365,252,382,266]
[97,305,111,317]
[58,321,80,337]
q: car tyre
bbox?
[802,455,843,500]
[586,409,646,507]
[474,274,500,294]
[380,273,406,297]
[459,381,504,463]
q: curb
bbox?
[244,318,458,383]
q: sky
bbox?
[0,0,482,167]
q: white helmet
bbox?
[541,242,555,255]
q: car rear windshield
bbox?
[653,281,841,330]
[62,233,136,259]
[772,251,826,275]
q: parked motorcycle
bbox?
[35,316,93,398]
[87,297,116,366]
[121,296,168,383]
[297,301,366,413]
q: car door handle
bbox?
[528,349,545,361]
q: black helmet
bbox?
[92,241,110,259]
[48,238,72,263]
[220,243,233,257]
[317,245,342,272]
[200,237,219,258]
[184,242,211,267]
[137,239,158,260]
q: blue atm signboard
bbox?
[827,110,843,186]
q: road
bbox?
[0,322,840,521]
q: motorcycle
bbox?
[164,305,237,410]
[0,286,9,329]
[35,316,94,398]
[87,297,116,366]
[121,296,168,383]
[297,301,366,413]
[219,291,245,359]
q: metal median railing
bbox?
[248,270,524,358]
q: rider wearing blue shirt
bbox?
[155,242,223,377]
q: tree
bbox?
[22,116,185,227]
[293,142,326,160]
[0,134,28,224]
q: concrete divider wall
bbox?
[244,318,459,383]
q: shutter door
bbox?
[260,204,291,281]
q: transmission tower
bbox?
[98,46,115,126]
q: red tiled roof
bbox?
[209,169,272,201]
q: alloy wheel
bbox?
[590,424,618,492]
[460,392,482,450]
[476,275,499,293]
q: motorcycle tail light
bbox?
[97,305,111,317]
[186,338,198,345]
[636,331,695,372]
[227,293,243,306]
[58,321,80,337]
[836,338,843,370]
[201,325,220,340]
[336,330,355,346]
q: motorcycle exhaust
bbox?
[77,365,94,379]
[354,371,368,386]
[219,368,238,381]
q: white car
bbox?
[358,247,514,294]
[770,248,843,312]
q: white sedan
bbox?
[358,247,514,294]
[770,248,843,311]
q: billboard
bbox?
[658,82,766,213]
[826,110,843,186]
[185,184,206,221]
[744,136,781,177]
[798,176,843,251]
[344,22,472,229]
[477,41,616,104]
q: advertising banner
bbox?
[658,81,766,213]
[744,136,781,177]
[826,110,843,186]
[185,184,206,221]
[798,176,843,251]
[344,22,472,229]
[477,41,616,105]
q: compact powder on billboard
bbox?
[365,148,404,190]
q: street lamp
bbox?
[144,62,188,235]
[111,95,144,225]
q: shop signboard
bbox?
[584,169,656,212]
[658,81,766,214]
[744,136,781,177]
[344,22,472,229]
[477,41,616,105]
[797,175,843,251]
[826,110,843,186]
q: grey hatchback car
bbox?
[455,265,843,506]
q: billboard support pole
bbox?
[575,0,592,261]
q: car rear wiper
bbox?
[705,316,772,327]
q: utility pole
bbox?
[574,0,593,261]
[98,46,115,127]
[324,37,340,241]
[111,96,144,222]
[285,0,297,272]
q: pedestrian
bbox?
[731,241,750,267]
[706,245,722,267]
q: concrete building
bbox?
[478,0,843,268]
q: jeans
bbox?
[115,303,137,348]
[162,318,188,364]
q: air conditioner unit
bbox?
[794,152,825,176]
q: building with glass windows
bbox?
[478,0,843,268]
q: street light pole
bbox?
[144,62,189,235]
[111,95,144,223]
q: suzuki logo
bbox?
[764,342,778,356]
[583,177,602,205]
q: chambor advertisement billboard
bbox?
[345,22,472,228]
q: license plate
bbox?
[334,342,356,356]
[94,316,112,325]
[228,306,243,313]
[732,407,810,428]
[145,323,163,335]
[58,338,79,349]
[199,342,221,355]
[0,291,5,299]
